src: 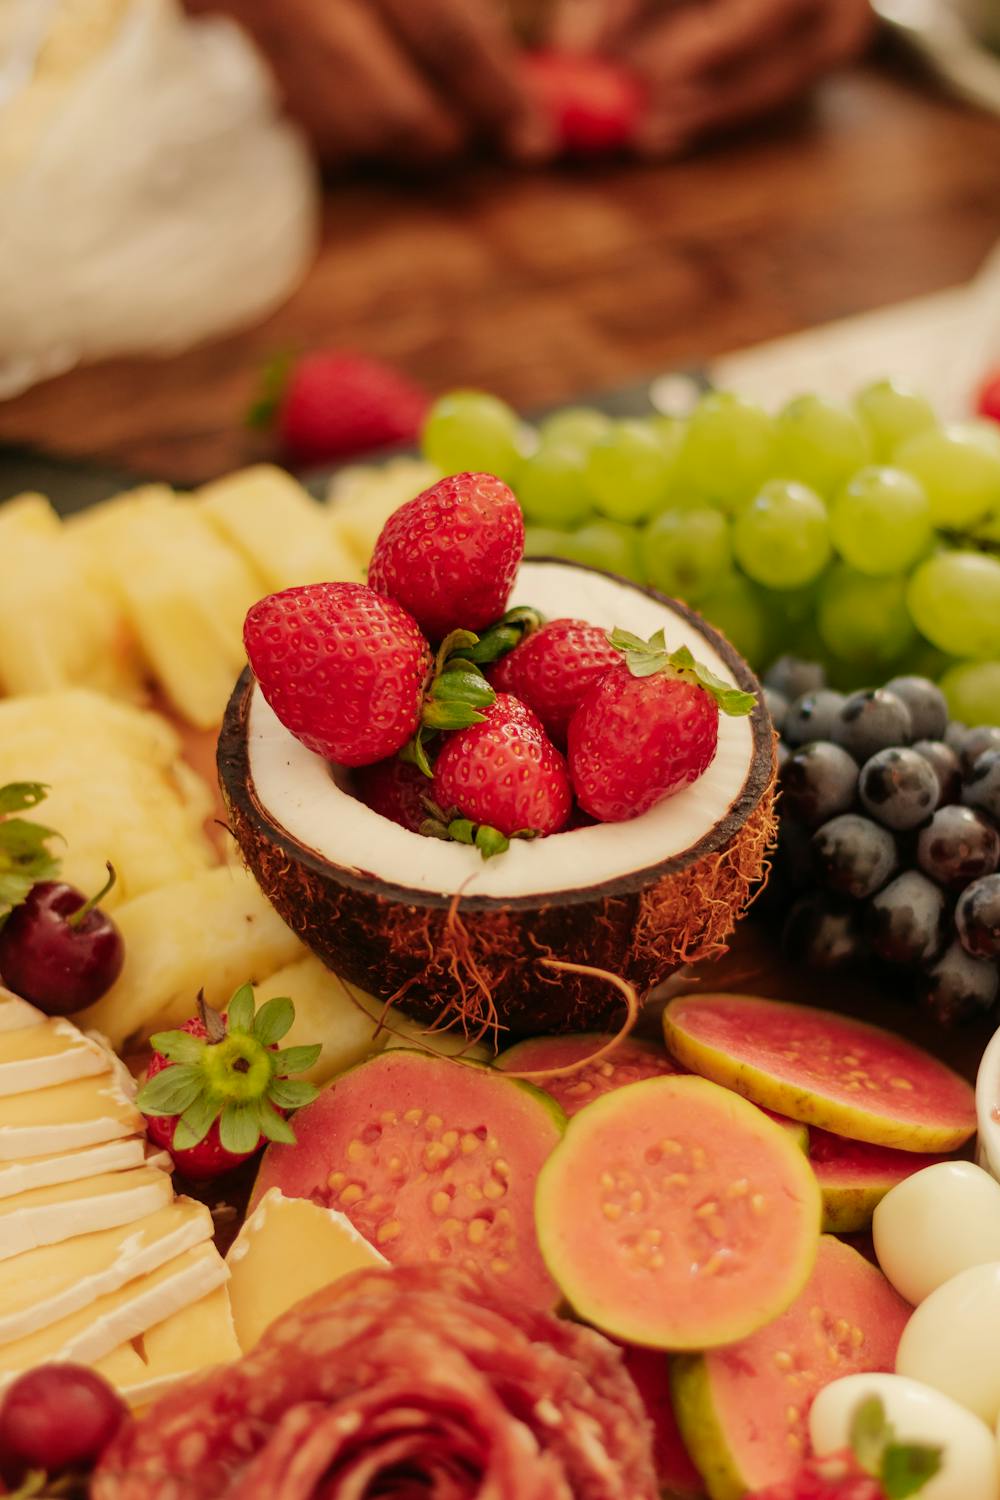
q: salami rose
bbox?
[93,1266,657,1500]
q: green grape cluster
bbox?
[419,381,1000,723]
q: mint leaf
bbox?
[850,1395,892,1477]
[218,1101,262,1156]
[226,983,255,1034]
[881,1443,942,1499]
[253,996,294,1047]
[0,783,49,815]
[147,1030,205,1067]
[136,1065,203,1117]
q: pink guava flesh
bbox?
[497,1033,678,1117]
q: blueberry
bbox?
[869,871,946,965]
[917,805,1000,889]
[783,691,846,748]
[955,874,1000,960]
[812,814,898,899]
[911,740,962,804]
[918,941,999,1026]
[763,687,789,735]
[858,747,939,831]
[764,655,826,701]
[963,750,1000,823]
[783,892,866,970]
[780,741,859,829]
[835,689,913,762]
[958,726,1000,775]
[945,721,969,753]
[884,676,949,741]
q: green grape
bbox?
[894,422,1000,528]
[732,480,831,590]
[515,442,594,527]
[523,525,576,560]
[539,406,611,451]
[677,392,775,513]
[584,420,673,523]
[907,550,1000,660]
[561,520,643,582]
[774,395,871,498]
[421,390,522,480]
[818,565,916,666]
[829,466,933,576]
[642,508,731,603]
[940,660,1000,727]
[696,572,771,669]
[854,379,936,462]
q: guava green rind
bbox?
[809,1127,951,1232]
[671,1354,746,1500]
[663,993,976,1153]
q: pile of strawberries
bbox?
[244,472,755,857]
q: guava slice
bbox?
[809,1127,951,1233]
[663,992,976,1153]
[623,1345,703,1498]
[672,1235,910,1500]
[252,1049,564,1308]
[534,1074,821,1350]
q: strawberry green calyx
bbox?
[465,606,545,667]
[609,629,757,717]
[849,1395,941,1499]
[245,350,294,431]
[137,985,320,1156]
[0,782,62,926]
[421,799,537,861]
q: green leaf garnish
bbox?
[608,629,756,716]
[850,1396,888,1477]
[0,783,49,815]
[848,1395,942,1499]
[0,793,62,916]
[253,996,295,1047]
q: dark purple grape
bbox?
[917,805,1000,889]
[858,747,939,831]
[835,689,913,762]
[812,814,898,899]
[783,690,846,747]
[911,739,962,804]
[945,721,968,753]
[783,892,866,970]
[765,655,826,700]
[963,750,1000,823]
[955,874,1000,960]
[958,725,1000,775]
[780,741,859,829]
[884,676,949,741]
[763,687,789,735]
[918,941,999,1025]
[869,871,946,965]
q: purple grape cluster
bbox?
[762,656,1000,1025]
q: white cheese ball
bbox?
[810,1372,999,1500]
[873,1161,1000,1305]
[896,1262,1000,1425]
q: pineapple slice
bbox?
[79,866,302,1048]
[0,691,216,909]
[327,458,439,567]
[197,466,363,591]
[250,956,387,1086]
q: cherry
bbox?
[0,1364,128,1485]
[0,865,124,1015]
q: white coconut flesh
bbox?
[245,560,758,901]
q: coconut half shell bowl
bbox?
[219,558,777,1038]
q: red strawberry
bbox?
[978,367,1000,425]
[244,582,432,767]
[354,758,430,833]
[749,1451,884,1499]
[520,52,643,154]
[489,617,620,747]
[368,472,525,642]
[567,631,756,822]
[432,693,572,848]
[138,987,319,1181]
[252,351,430,467]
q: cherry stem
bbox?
[66,862,117,930]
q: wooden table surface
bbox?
[2,54,1000,488]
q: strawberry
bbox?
[354,758,430,833]
[244,582,432,767]
[488,617,620,747]
[749,1452,884,1500]
[519,52,643,154]
[978,367,1000,425]
[431,693,572,854]
[137,986,319,1181]
[250,350,430,467]
[567,630,756,822]
[368,472,525,642]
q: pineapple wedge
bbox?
[249,956,387,1086]
[197,466,363,591]
[327,458,439,567]
[79,866,302,1048]
[0,691,215,909]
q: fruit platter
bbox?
[1,376,1000,1499]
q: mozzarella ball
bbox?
[897,1262,1000,1425]
[873,1162,1000,1305]
[810,1372,998,1500]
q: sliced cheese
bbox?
[0,1166,173,1263]
[0,1196,213,1344]
[97,1287,240,1407]
[0,1241,228,1386]
[226,1187,386,1352]
[0,1072,141,1159]
[0,1137,167,1200]
[0,1017,110,1096]
[0,991,43,1032]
